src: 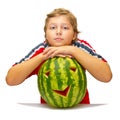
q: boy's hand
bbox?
[43,46,73,58]
[55,54,72,58]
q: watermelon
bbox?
[37,57,87,108]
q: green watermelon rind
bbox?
[37,57,87,108]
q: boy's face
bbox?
[46,15,76,46]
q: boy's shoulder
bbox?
[74,38,93,49]
[30,41,48,58]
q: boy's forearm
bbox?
[71,47,112,82]
[6,53,44,86]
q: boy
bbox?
[6,8,112,104]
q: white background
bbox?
[0,0,120,119]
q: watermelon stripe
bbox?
[73,60,81,103]
[57,58,64,107]
[53,58,67,107]
[40,60,50,103]
[62,57,73,107]
[46,58,60,107]
[51,58,63,107]
[68,59,80,106]
[55,58,62,89]
[66,58,74,106]
[72,59,86,104]
[57,57,68,107]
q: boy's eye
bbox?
[49,25,56,30]
[63,26,69,30]
[50,27,55,29]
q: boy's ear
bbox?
[73,32,77,40]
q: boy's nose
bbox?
[56,28,62,35]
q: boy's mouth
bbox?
[55,38,63,41]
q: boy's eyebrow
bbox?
[48,23,71,26]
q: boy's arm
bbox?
[6,42,49,86]
[71,46,112,82]
[6,53,46,86]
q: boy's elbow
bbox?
[103,72,113,83]
[6,76,14,86]
[97,70,112,83]
[5,75,19,86]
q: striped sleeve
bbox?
[73,39,107,62]
[14,41,48,65]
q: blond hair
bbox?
[44,8,80,40]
